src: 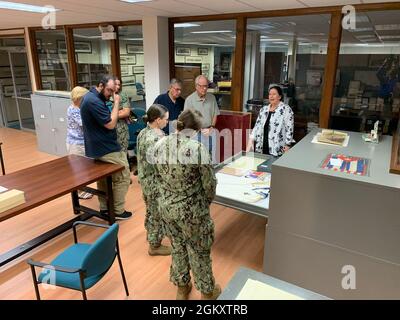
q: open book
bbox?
[317,129,348,146]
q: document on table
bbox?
[0,186,8,193]
[236,279,304,300]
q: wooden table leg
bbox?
[0,143,5,175]
[106,175,115,224]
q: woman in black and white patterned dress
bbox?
[246,85,294,156]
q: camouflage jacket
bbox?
[137,126,165,194]
[154,133,217,219]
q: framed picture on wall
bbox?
[185,56,202,63]
[121,65,130,76]
[74,41,92,53]
[3,86,14,97]
[176,47,191,56]
[42,82,53,90]
[120,55,136,65]
[133,66,144,74]
[126,44,143,54]
[122,75,136,85]
[57,40,92,54]
[197,47,208,55]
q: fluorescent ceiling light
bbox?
[0,1,59,13]
[261,39,284,41]
[190,30,232,34]
[120,0,152,3]
[379,35,400,39]
[375,24,400,31]
[348,27,373,32]
[174,23,200,28]
[355,15,370,23]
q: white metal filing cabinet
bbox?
[31,91,70,156]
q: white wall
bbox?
[143,16,170,109]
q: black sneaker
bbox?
[115,211,133,220]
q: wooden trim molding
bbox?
[390,125,400,175]
[64,26,77,89]
[27,28,42,91]
[231,16,246,112]
[319,11,342,129]
[111,26,121,80]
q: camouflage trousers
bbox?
[163,214,216,294]
[116,119,129,153]
[142,190,165,247]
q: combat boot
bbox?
[148,244,172,256]
[201,284,221,300]
[176,282,192,300]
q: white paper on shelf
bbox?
[236,279,304,300]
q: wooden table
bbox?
[0,155,124,267]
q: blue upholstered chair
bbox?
[128,107,147,153]
[27,222,129,300]
[135,82,145,100]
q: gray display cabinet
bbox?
[263,129,400,299]
[218,266,330,300]
[213,151,277,217]
[31,91,70,156]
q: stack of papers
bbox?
[0,188,25,213]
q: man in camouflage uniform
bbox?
[154,130,221,300]
[137,125,171,256]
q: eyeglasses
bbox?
[196,84,208,88]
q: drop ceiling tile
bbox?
[300,0,362,6]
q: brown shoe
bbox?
[148,244,172,256]
[201,284,221,300]
[176,282,192,300]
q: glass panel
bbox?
[11,52,34,130]
[244,15,331,141]
[173,20,236,110]
[73,27,112,88]
[332,10,400,135]
[35,29,71,91]
[118,25,145,109]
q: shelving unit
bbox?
[76,63,110,88]
[38,52,69,91]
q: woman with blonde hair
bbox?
[66,86,91,199]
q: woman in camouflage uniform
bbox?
[137,104,171,256]
[107,78,131,153]
[154,109,221,300]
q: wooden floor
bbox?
[0,127,267,300]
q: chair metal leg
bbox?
[79,271,87,300]
[29,265,41,300]
[116,241,129,296]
